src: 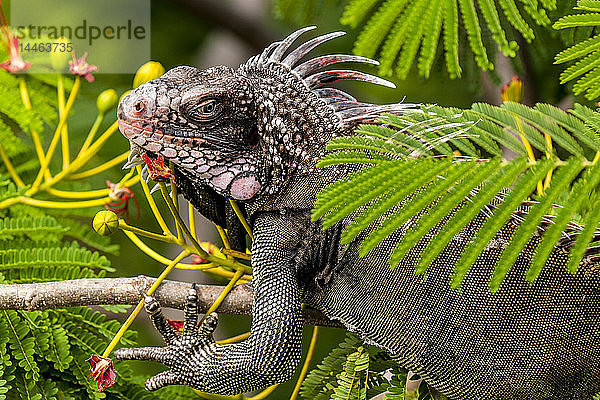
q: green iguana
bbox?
[114,27,600,399]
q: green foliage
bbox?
[314,102,600,290]
[300,333,407,400]
[340,0,553,78]
[273,0,345,24]
[0,216,67,241]
[554,1,600,99]
[0,203,155,398]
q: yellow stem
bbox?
[593,151,600,165]
[118,168,136,187]
[58,74,70,169]
[193,391,243,400]
[123,230,195,267]
[102,301,145,357]
[221,249,251,261]
[544,169,553,189]
[215,224,235,262]
[0,196,19,210]
[160,183,251,272]
[119,220,176,243]
[189,202,198,240]
[102,250,190,357]
[137,165,172,235]
[216,332,250,345]
[216,225,231,250]
[247,385,279,400]
[45,176,139,199]
[171,173,184,241]
[229,200,253,240]
[201,268,245,323]
[66,151,129,180]
[289,326,320,400]
[32,77,81,188]
[77,113,104,157]
[31,121,120,195]
[542,133,553,189]
[515,118,541,195]
[0,144,24,186]
[18,77,46,169]
[121,230,246,279]
[19,196,111,209]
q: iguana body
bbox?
[115,27,600,399]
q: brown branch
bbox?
[0,276,342,328]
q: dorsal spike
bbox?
[268,26,317,63]
[281,31,346,68]
[293,54,379,77]
[313,88,356,102]
[329,101,370,112]
[257,41,282,66]
[304,70,396,89]
[336,104,421,124]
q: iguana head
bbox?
[118,26,413,201]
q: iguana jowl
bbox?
[115,27,600,399]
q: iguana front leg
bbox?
[114,214,304,394]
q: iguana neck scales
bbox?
[115,27,600,399]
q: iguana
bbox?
[114,27,600,399]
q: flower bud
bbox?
[50,37,70,71]
[96,89,118,115]
[133,61,165,88]
[93,210,119,236]
[501,76,523,103]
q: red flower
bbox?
[191,242,225,264]
[0,2,30,73]
[142,153,173,182]
[69,51,98,82]
[87,354,116,392]
[104,180,140,223]
[166,318,184,332]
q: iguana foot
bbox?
[114,284,218,390]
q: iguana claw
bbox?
[114,284,219,390]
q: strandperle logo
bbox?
[10,0,150,74]
[15,20,147,46]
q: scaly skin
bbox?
[115,27,600,399]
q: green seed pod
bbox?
[133,61,165,88]
[96,89,118,115]
[93,210,119,236]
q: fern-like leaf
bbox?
[2,311,39,381]
[341,0,552,78]
[315,101,600,289]
[554,1,600,99]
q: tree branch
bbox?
[0,276,342,328]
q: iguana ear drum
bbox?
[230,175,261,200]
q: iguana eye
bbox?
[200,100,216,115]
[183,99,222,122]
[194,99,220,119]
